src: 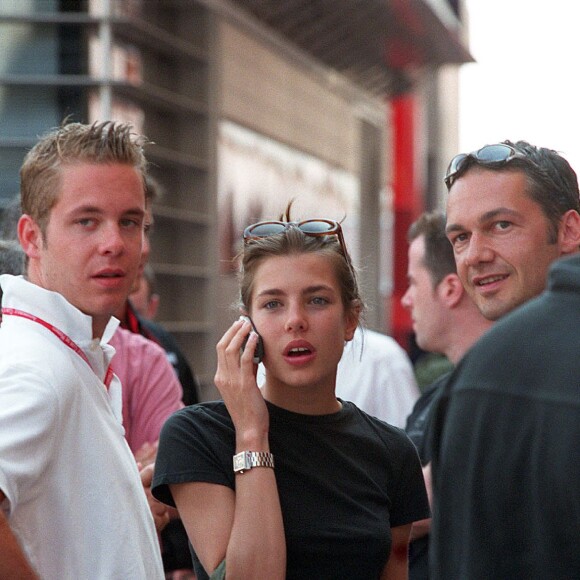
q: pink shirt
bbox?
[110,327,184,454]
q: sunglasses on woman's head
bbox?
[243,219,351,263]
[444,143,524,189]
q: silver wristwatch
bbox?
[233,451,275,474]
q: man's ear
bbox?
[18,214,43,259]
[437,273,464,309]
[558,210,580,255]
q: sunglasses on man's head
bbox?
[243,219,350,262]
[444,143,523,189]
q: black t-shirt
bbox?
[404,373,448,580]
[153,399,430,580]
[405,373,449,465]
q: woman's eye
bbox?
[311,296,329,306]
[264,300,280,309]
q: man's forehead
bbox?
[447,170,530,214]
[64,202,144,215]
[57,163,144,194]
[48,169,146,226]
[59,161,143,183]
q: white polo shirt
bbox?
[0,275,164,580]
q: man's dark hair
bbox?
[145,175,164,204]
[453,140,580,243]
[0,240,24,276]
[408,211,456,288]
[0,240,25,302]
[0,196,21,241]
[508,140,580,242]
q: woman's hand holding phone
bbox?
[214,317,269,439]
[239,316,265,364]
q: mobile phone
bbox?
[239,315,265,364]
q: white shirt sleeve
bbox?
[0,365,60,513]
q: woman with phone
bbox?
[152,208,429,579]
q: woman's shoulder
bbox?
[344,401,417,450]
[162,400,233,432]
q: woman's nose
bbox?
[285,305,308,333]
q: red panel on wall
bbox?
[390,94,423,352]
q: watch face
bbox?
[233,452,249,472]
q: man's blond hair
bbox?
[20,120,149,236]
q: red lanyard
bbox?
[2,307,114,390]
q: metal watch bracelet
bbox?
[233,451,275,474]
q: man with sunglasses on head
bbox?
[430,140,580,579]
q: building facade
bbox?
[0,0,470,397]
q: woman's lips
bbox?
[283,340,316,365]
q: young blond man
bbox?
[0,121,164,579]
